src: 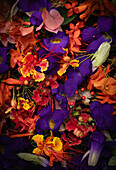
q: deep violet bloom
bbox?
[35,103,69,134]
[0,47,9,74]
[0,135,29,169]
[82,16,115,53]
[71,144,113,170]
[36,48,60,75]
[43,31,69,54]
[90,101,116,131]
[88,131,106,166]
[30,11,43,26]
[18,0,52,12]
[64,56,92,97]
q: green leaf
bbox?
[58,7,77,25]
[17,153,49,167]
[108,156,116,166]
[112,147,116,156]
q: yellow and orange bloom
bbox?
[32,132,63,166]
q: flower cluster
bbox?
[0,0,116,169]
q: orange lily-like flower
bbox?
[32,132,63,166]
[66,22,84,54]
[64,1,88,17]
[57,49,79,76]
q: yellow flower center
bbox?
[49,119,55,130]
[50,38,62,44]
[0,56,3,64]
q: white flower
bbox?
[92,42,111,69]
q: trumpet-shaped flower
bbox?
[88,131,106,166]
[43,31,69,53]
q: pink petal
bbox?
[19,26,34,36]
[36,22,44,31]
[42,9,64,30]
[45,25,61,34]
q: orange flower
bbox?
[66,21,84,54]
[94,77,116,96]
[0,82,12,106]
[64,1,87,17]
[57,50,79,76]
[32,132,63,166]
[87,65,112,90]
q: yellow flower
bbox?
[52,137,63,151]
[32,134,44,146]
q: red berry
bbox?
[82,96,86,100]
[75,90,79,94]
[90,91,95,96]
[35,34,38,38]
[70,101,74,106]
[81,87,85,92]
[36,47,40,51]
[37,32,40,36]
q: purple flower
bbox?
[30,11,43,26]
[88,131,106,166]
[0,135,29,169]
[64,56,92,97]
[43,31,69,54]
[82,16,115,53]
[90,101,116,131]
[0,47,9,74]
[18,0,52,12]
[35,103,69,134]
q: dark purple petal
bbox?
[35,119,49,134]
[78,57,92,77]
[64,79,77,97]
[82,27,101,42]
[50,109,65,130]
[88,131,106,166]
[97,16,114,33]
[90,101,116,131]
[67,67,85,85]
[37,105,52,119]
[86,36,109,53]
[18,0,52,12]
[101,103,114,115]
[0,47,9,74]
[30,11,43,26]
[55,94,69,119]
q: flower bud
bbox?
[92,42,111,68]
[11,99,17,107]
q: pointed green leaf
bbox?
[58,7,77,25]
[108,156,116,166]
[17,153,49,167]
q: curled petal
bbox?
[34,72,45,82]
[64,3,72,9]
[38,59,49,72]
[19,26,34,36]
[67,9,74,17]
[74,4,88,14]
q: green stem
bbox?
[79,54,93,65]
